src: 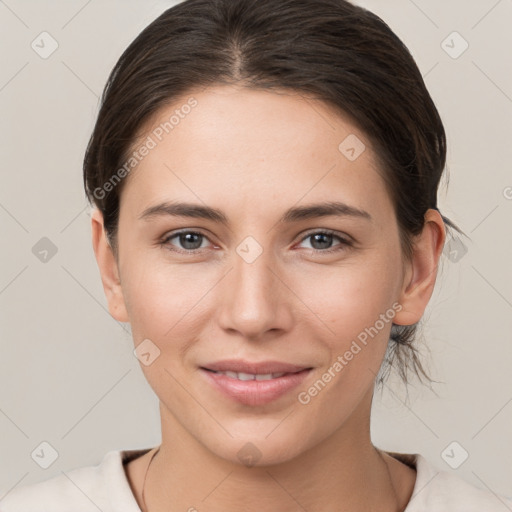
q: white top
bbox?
[1,448,511,511]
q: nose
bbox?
[217,240,294,341]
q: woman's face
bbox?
[93,84,437,465]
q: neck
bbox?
[144,392,406,512]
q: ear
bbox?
[393,209,446,326]
[90,208,129,323]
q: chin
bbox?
[204,432,308,468]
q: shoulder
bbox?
[0,448,151,512]
[390,452,512,512]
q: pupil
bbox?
[181,233,201,250]
[312,233,332,250]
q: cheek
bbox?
[121,255,219,341]
[291,255,401,405]
[293,264,399,418]
[120,258,212,403]
[293,253,401,339]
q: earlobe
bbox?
[393,209,446,326]
[90,208,129,323]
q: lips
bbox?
[199,359,313,406]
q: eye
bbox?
[160,230,212,253]
[297,230,353,254]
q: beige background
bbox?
[1,0,511,501]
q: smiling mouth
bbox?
[199,367,313,406]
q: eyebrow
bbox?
[138,200,373,225]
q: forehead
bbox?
[119,85,394,228]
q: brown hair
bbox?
[83,0,467,387]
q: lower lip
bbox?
[200,368,312,406]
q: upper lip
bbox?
[201,359,311,374]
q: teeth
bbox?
[237,372,254,381]
[213,370,287,380]
[255,373,274,381]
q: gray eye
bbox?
[307,233,335,250]
[164,231,209,251]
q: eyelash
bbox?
[159,229,353,255]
